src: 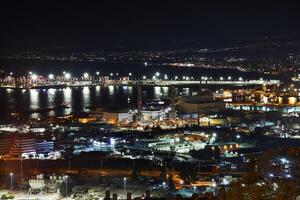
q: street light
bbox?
[31,74,38,81]
[83,72,89,79]
[10,173,13,191]
[162,182,166,190]
[64,73,71,80]
[64,175,68,199]
[155,72,160,77]
[48,74,54,80]
[123,177,127,195]
[96,71,100,75]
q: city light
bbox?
[64,73,71,80]
[10,173,13,191]
[31,74,38,80]
[48,74,54,80]
[0,3,298,200]
[83,72,89,79]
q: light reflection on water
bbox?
[0,85,197,121]
[29,89,39,110]
[154,86,162,98]
[63,87,73,114]
[108,85,114,96]
[82,86,90,112]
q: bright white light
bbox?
[175,76,178,80]
[144,62,148,66]
[280,158,289,164]
[64,73,71,80]
[29,71,32,75]
[9,72,13,76]
[236,135,241,139]
[110,138,115,145]
[228,76,232,80]
[96,71,100,75]
[239,77,243,81]
[155,72,160,77]
[83,73,89,79]
[48,74,54,80]
[219,77,224,81]
[142,75,146,79]
[110,73,113,76]
[31,74,38,80]
[129,72,132,76]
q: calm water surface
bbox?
[0,85,198,122]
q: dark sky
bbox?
[1,1,300,51]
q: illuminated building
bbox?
[177,91,225,114]
[36,141,54,154]
[0,138,15,155]
[102,111,133,124]
[10,138,36,158]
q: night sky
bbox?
[1,1,300,51]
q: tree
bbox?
[274,180,300,200]
[224,181,245,200]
